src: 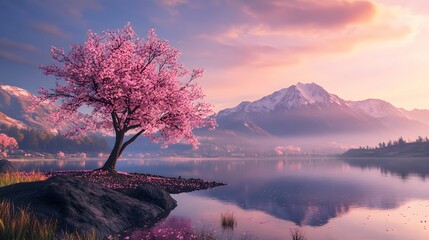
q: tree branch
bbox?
[111,112,120,133]
[118,129,145,156]
[125,124,140,131]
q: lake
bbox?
[12,157,429,240]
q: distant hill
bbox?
[342,138,429,157]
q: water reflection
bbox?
[126,217,196,239]
[11,159,101,171]
[117,158,429,228]
[9,158,429,233]
[166,158,429,227]
[342,157,429,179]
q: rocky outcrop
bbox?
[117,184,177,211]
[0,176,176,239]
[0,159,17,173]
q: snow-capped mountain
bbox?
[215,82,429,137]
[219,83,346,115]
[1,81,428,156]
[347,99,405,118]
[0,83,60,132]
[402,109,429,126]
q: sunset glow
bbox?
[0,0,428,112]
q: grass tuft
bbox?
[0,171,46,187]
[0,200,57,240]
[220,211,237,230]
[0,172,97,240]
[61,229,97,240]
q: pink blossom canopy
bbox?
[39,23,215,148]
[0,133,18,152]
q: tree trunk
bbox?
[100,130,125,172]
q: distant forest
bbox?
[0,125,109,154]
[360,136,429,150]
[343,136,429,157]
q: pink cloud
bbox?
[236,0,376,30]
[156,0,190,16]
[158,0,189,7]
[30,22,68,38]
[27,0,100,18]
[0,51,35,66]
[191,1,415,70]
[0,38,39,53]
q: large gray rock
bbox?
[0,159,17,173]
[0,176,177,239]
[117,184,177,211]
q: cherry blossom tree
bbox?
[0,133,18,154]
[39,23,215,172]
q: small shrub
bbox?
[0,171,46,187]
[220,211,237,230]
[290,228,307,240]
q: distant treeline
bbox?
[0,125,109,154]
[360,136,429,150]
[343,136,429,157]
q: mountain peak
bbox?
[219,82,344,116]
[255,82,343,110]
[0,83,32,98]
[294,82,334,105]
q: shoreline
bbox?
[42,170,226,194]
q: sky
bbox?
[0,0,428,112]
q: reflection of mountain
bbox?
[343,157,429,179]
[13,158,429,227]
[180,159,426,227]
[200,176,400,226]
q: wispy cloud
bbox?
[155,0,190,16]
[158,0,189,7]
[0,51,35,66]
[0,38,39,53]
[26,0,100,18]
[193,1,418,69]
[30,22,68,39]
[236,0,376,30]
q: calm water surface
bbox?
[12,157,429,240]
